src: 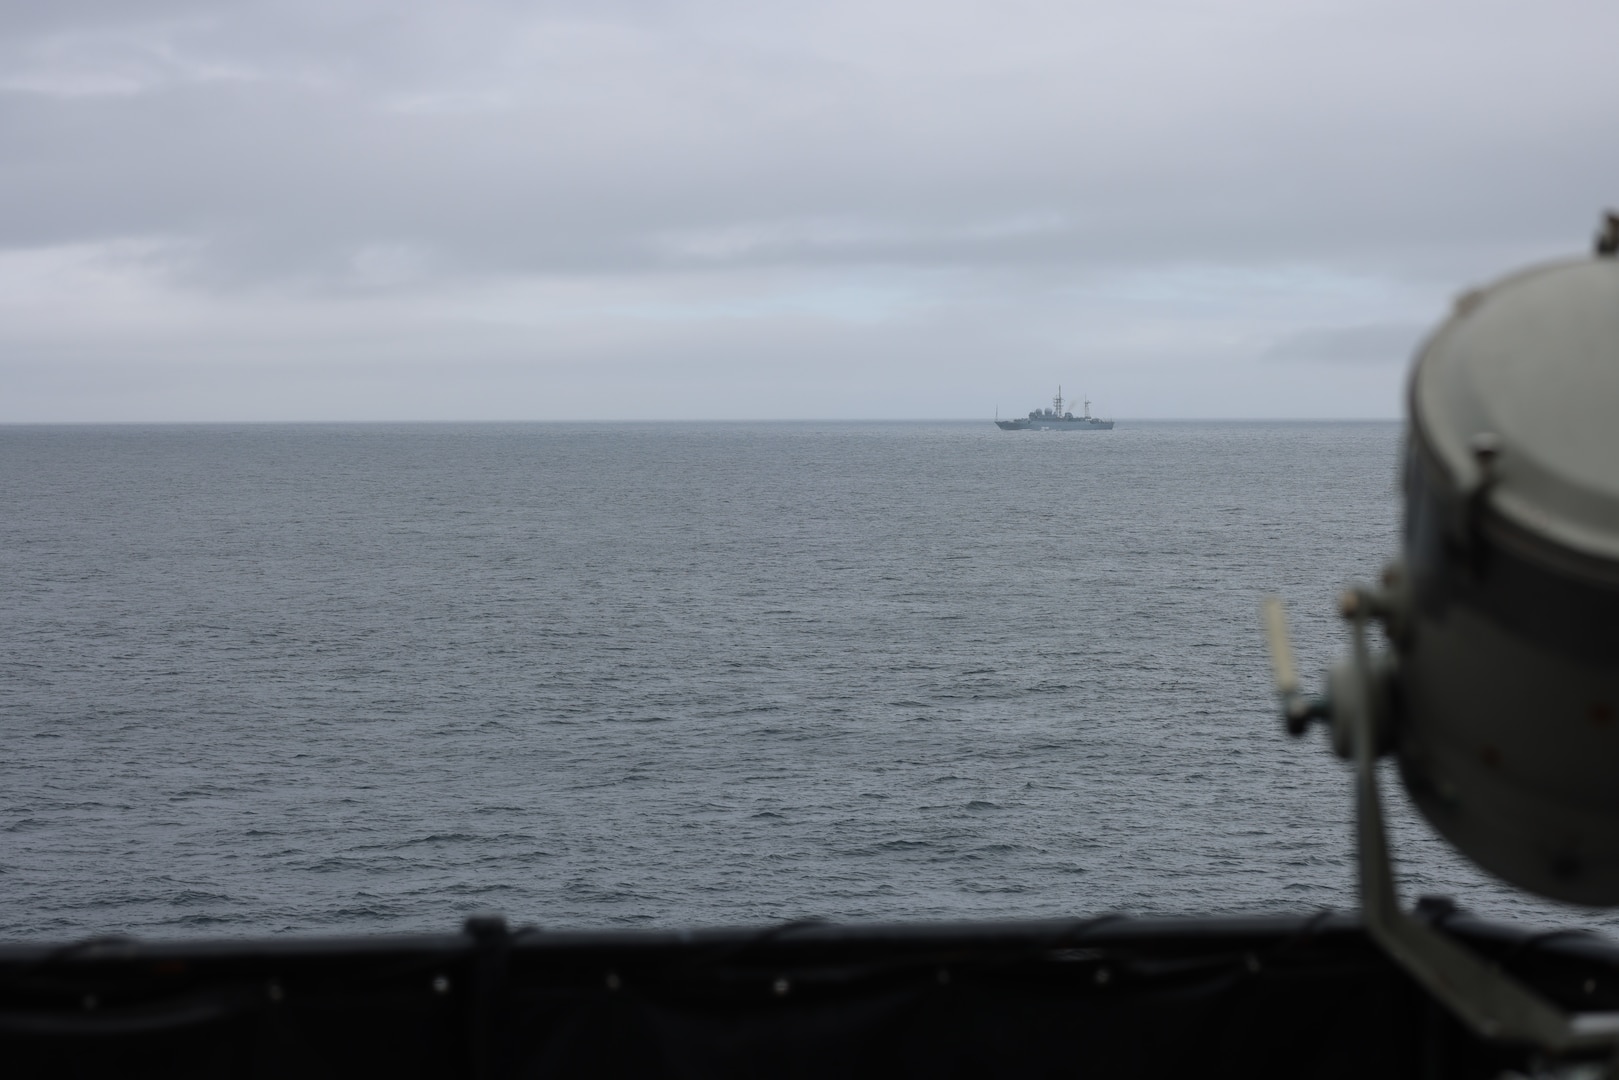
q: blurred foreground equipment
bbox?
[1,913,1611,1077]
[1267,213,1619,1065]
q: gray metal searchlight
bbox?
[1265,213,1619,1058]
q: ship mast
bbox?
[1054,385,1063,416]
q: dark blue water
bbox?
[4,421,1613,940]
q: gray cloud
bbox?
[1263,323,1430,366]
[2,1,1616,420]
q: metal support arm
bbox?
[1264,594,1619,1061]
[1342,606,1619,1058]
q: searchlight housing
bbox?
[1265,214,1619,1059]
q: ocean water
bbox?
[4,420,1615,941]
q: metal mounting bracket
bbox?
[1340,607,1619,1059]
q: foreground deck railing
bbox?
[5,911,1616,1077]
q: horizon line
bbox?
[0,416,1404,426]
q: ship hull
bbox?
[995,419,1114,431]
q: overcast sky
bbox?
[3,1,1615,421]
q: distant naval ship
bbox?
[995,386,1114,430]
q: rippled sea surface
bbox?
[5,421,1615,941]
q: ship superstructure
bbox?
[996,386,1114,430]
